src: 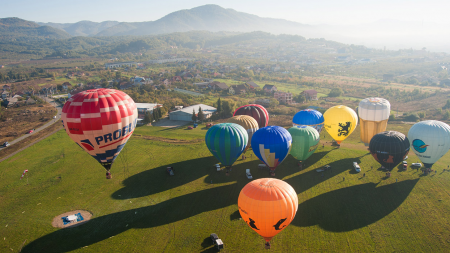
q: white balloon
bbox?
[408,120,450,168]
[358,97,390,121]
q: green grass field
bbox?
[2,123,450,252]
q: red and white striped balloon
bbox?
[61,88,138,173]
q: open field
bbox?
[2,123,450,252]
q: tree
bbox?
[443,100,450,110]
[328,88,343,97]
[115,71,121,80]
[153,109,160,121]
[293,94,305,103]
[221,99,236,118]
[57,84,63,91]
[198,106,205,121]
[192,108,198,122]
[216,98,222,114]
[269,98,280,108]
[444,110,450,120]
[143,111,152,124]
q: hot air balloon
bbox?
[61,88,138,178]
[369,131,410,170]
[251,126,292,176]
[227,115,259,152]
[205,123,248,172]
[358,97,391,145]
[234,104,269,128]
[288,125,320,162]
[323,105,358,145]
[292,109,324,133]
[238,178,298,249]
[408,120,450,169]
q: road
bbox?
[0,96,62,150]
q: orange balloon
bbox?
[238,178,298,243]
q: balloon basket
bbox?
[265,242,271,249]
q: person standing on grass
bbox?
[343,177,345,181]
[363,173,365,177]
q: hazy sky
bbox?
[1,0,449,25]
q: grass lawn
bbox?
[2,123,450,252]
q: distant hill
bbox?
[95,5,313,37]
[0,17,71,42]
[38,20,120,36]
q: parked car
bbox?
[2,142,10,147]
[246,169,253,179]
[215,164,221,171]
[166,167,174,176]
[402,161,408,169]
[187,126,193,130]
[404,156,408,160]
[28,129,34,134]
[411,163,422,167]
[53,116,57,119]
[353,162,361,172]
[210,233,224,250]
[206,123,214,128]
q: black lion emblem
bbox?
[338,122,351,136]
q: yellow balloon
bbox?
[227,115,259,151]
[323,105,358,144]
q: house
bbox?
[172,76,182,82]
[169,104,217,121]
[302,89,318,101]
[62,82,71,90]
[274,91,293,104]
[246,81,259,89]
[130,76,146,85]
[210,82,229,91]
[229,84,247,95]
[3,84,10,91]
[6,97,18,107]
[1,91,10,99]
[263,84,277,93]
[195,74,202,79]
[161,79,171,86]
[26,97,36,105]
[183,73,194,79]
[336,56,352,62]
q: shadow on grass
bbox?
[112,156,218,199]
[22,183,242,253]
[230,210,241,221]
[284,155,363,194]
[291,179,419,232]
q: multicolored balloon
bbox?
[251,126,292,176]
[323,105,358,145]
[408,120,450,168]
[61,88,138,177]
[205,123,248,168]
[234,104,269,128]
[227,115,259,152]
[292,109,324,133]
[369,131,410,170]
[238,178,298,249]
[288,126,320,162]
[358,97,390,145]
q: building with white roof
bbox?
[169,104,216,121]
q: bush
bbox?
[389,114,396,121]
[403,113,419,122]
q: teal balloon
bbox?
[288,125,320,161]
[205,123,248,166]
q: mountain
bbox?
[0,17,71,42]
[38,20,120,36]
[95,5,313,37]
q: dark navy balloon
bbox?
[251,126,292,175]
[369,131,410,170]
[292,109,324,133]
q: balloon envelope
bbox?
[358,97,390,145]
[292,109,324,133]
[369,131,410,170]
[408,120,450,168]
[238,178,298,243]
[288,126,320,161]
[234,104,269,128]
[61,88,138,171]
[323,105,358,144]
[251,126,292,174]
[227,115,259,149]
[205,123,248,167]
